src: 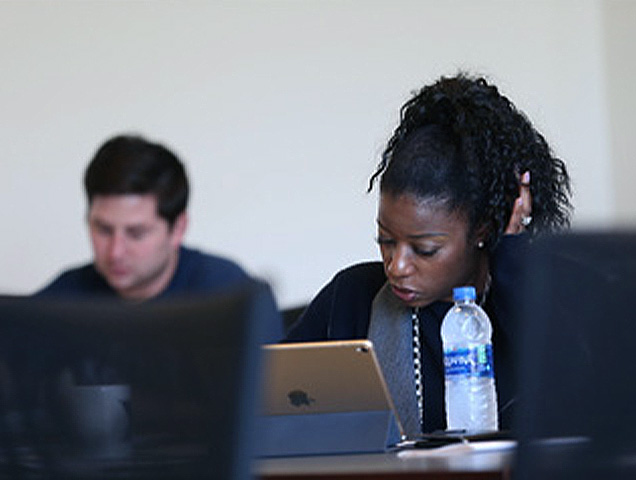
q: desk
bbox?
[257,447,514,479]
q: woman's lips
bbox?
[390,285,418,303]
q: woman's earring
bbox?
[477,241,485,249]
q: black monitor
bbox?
[514,231,636,480]
[0,280,281,479]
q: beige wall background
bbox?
[0,0,633,308]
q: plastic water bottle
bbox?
[440,286,498,432]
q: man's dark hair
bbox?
[84,134,189,227]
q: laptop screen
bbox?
[262,340,401,417]
[258,340,403,456]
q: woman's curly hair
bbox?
[369,73,572,249]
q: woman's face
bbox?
[376,192,487,308]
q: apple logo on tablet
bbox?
[288,389,315,407]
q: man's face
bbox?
[88,194,186,300]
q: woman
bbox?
[286,73,572,438]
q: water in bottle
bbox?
[440,286,498,432]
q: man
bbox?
[37,134,249,300]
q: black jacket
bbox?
[286,235,527,433]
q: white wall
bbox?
[0,0,622,308]
[603,0,636,226]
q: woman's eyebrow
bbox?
[376,220,448,239]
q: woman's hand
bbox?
[504,171,532,235]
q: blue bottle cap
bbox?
[453,286,476,301]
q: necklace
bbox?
[479,274,492,307]
[411,307,424,427]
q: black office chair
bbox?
[280,304,307,335]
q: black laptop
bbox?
[514,231,636,480]
[0,280,280,479]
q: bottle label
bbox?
[443,344,495,378]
